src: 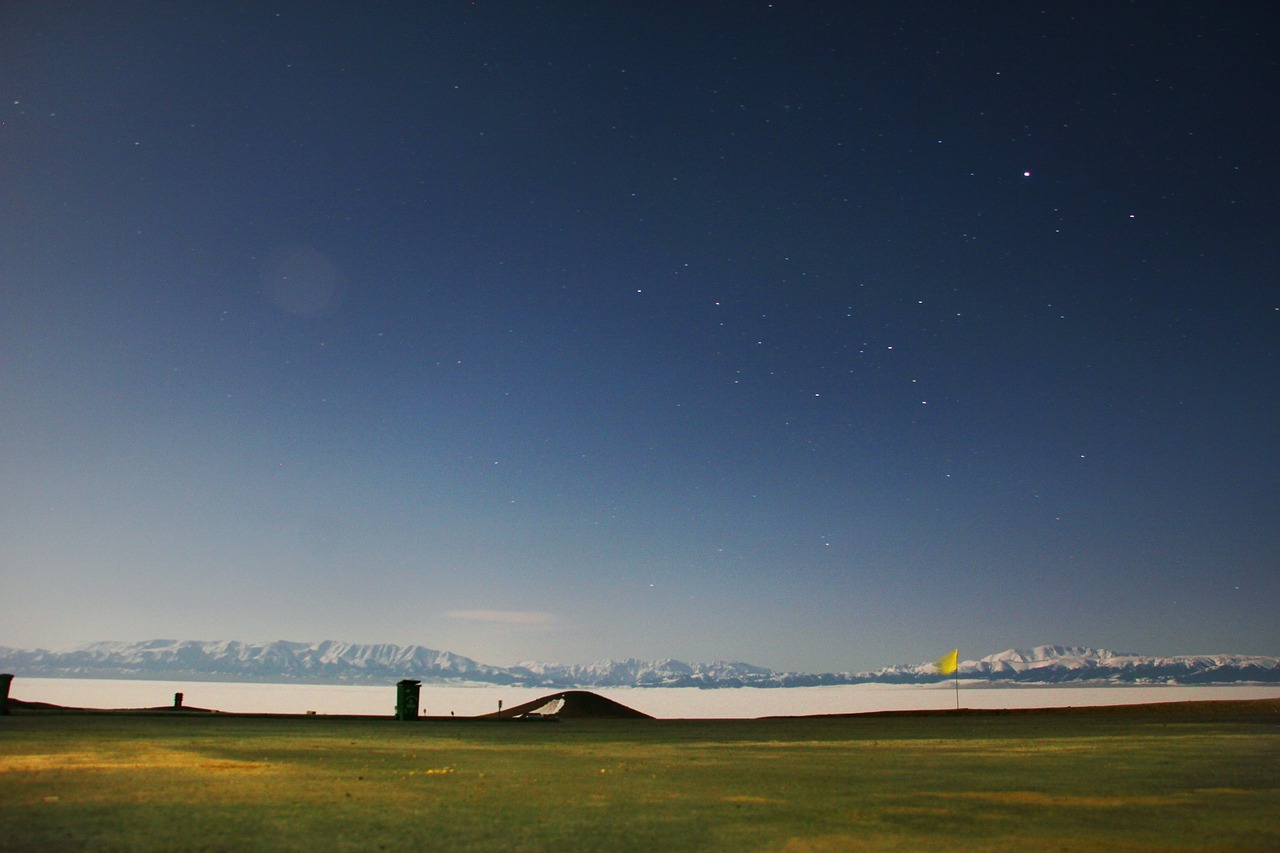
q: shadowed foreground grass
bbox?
[1,702,1277,852]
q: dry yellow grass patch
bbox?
[937,790,1186,807]
[773,834,908,852]
[0,743,275,774]
[880,804,952,816]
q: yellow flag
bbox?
[935,648,958,675]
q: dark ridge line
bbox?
[7,695,1276,721]
[764,697,1280,719]
[5,690,655,720]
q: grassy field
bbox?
[2,702,1277,852]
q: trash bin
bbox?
[0,674,12,715]
[395,679,421,720]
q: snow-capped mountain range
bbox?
[1,641,1276,687]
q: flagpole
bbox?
[953,651,959,710]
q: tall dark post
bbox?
[174,692,184,709]
[395,679,421,720]
[0,674,12,715]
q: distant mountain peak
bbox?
[978,646,1133,664]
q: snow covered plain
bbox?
[12,677,1280,719]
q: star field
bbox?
[0,2,1276,671]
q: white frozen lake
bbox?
[10,677,1279,719]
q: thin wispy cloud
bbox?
[447,610,558,627]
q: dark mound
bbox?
[7,698,67,711]
[479,690,652,720]
[7,698,216,714]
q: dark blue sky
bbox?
[2,2,1276,670]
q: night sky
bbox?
[2,2,1276,672]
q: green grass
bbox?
[2,706,1277,851]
